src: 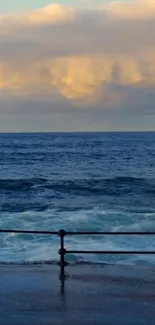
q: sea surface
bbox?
[0,132,155,266]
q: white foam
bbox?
[0,208,155,265]
[112,219,155,232]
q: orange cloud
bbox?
[0,1,155,108]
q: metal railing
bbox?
[1,228,155,267]
[1,228,155,292]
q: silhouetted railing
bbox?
[0,229,155,270]
[1,228,155,294]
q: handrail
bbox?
[1,229,155,235]
[67,250,155,254]
[0,228,155,273]
[65,231,155,235]
[0,229,57,235]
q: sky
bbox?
[0,0,155,132]
[0,0,62,12]
[0,0,110,12]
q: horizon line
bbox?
[0,131,155,134]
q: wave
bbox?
[0,258,100,266]
[0,206,155,266]
[0,178,47,191]
[0,176,155,196]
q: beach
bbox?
[0,263,155,325]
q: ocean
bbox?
[0,132,155,266]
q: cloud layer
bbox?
[0,0,155,131]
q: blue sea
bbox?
[0,132,155,266]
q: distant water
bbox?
[0,132,155,266]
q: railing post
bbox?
[58,229,67,294]
[58,229,66,265]
[58,229,68,270]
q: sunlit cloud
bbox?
[0,0,155,131]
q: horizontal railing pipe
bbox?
[65,231,155,235]
[66,250,155,255]
[1,229,155,235]
[0,229,57,235]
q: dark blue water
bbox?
[0,132,155,265]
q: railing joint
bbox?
[58,248,67,256]
[58,229,66,237]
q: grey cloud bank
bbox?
[0,1,155,131]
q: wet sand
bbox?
[0,263,155,325]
